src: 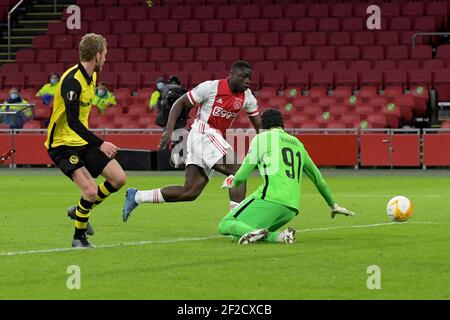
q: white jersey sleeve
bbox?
[187,80,217,105]
[244,90,259,117]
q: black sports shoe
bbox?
[67,205,95,236]
[72,234,94,248]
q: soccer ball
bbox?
[386,196,414,222]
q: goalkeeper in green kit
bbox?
[218,108,355,244]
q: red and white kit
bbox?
[186,79,258,178]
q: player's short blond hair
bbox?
[79,33,107,62]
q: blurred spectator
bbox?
[155,75,187,130]
[0,88,31,129]
[92,82,116,114]
[149,77,165,111]
[36,73,59,105]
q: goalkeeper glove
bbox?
[330,203,355,219]
[221,175,234,189]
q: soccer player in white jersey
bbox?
[122,61,261,221]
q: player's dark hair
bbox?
[231,60,251,72]
[261,108,284,129]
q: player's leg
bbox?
[71,167,98,246]
[92,159,126,208]
[123,164,209,221]
[213,160,246,210]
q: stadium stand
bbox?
[0,0,449,129]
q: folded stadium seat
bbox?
[352,32,375,46]
[331,2,352,17]
[52,34,74,50]
[369,95,389,112]
[349,60,371,71]
[98,72,118,90]
[191,71,213,87]
[262,4,283,19]
[325,60,347,72]
[362,46,384,62]
[267,96,288,111]
[193,5,214,20]
[258,87,277,102]
[15,49,35,63]
[22,120,42,129]
[33,105,51,120]
[332,86,352,103]
[398,60,419,71]
[328,32,351,46]
[171,5,192,20]
[157,20,178,34]
[22,63,41,73]
[315,113,335,128]
[266,47,288,61]
[300,63,321,81]
[308,87,327,102]
[1,63,20,73]
[341,113,362,127]
[135,21,156,34]
[148,6,169,20]
[277,61,298,71]
[166,34,187,48]
[377,2,400,17]
[436,45,450,62]
[354,104,376,119]
[234,32,256,47]
[105,48,124,63]
[386,45,409,62]
[105,7,125,21]
[26,72,49,89]
[384,86,403,102]
[44,63,64,75]
[47,22,66,35]
[282,86,302,101]
[258,32,279,47]
[334,70,358,90]
[313,46,336,63]
[141,34,164,49]
[208,33,231,48]
[291,96,311,111]
[119,34,140,49]
[173,48,194,63]
[286,71,309,89]
[127,48,146,64]
[380,103,401,128]
[239,4,260,19]
[414,17,437,32]
[426,1,448,29]
[281,34,303,50]
[376,31,399,46]
[36,49,57,63]
[179,20,201,33]
[261,71,285,90]
[360,70,383,89]
[318,96,336,110]
[202,19,224,33]
[433,70,450,101]
[219,47,240,65]
[410,45,432,62]
[202,61,223,73]
[308,3,329,18]
[318,18,340,32]
[409,69,432,89]
[248,19,270,33]
[390,17,412,32]
[253,61,274,73]
[422,60,444,71]
[272,18,293,33]
[188,33,210,48]
[148,48,171,63]
[305,32,327,46]
[303,103,324,117]
[126,7,147,20]
[195,47,217,62]
[366,114,388,128]
[284,3,306,18]
[311,71,333,90]
[374,60,396,71]
[135,63,157,75]
[3,73,25,89]
[329,103,349,116]
[242,47,264,63]
[32,35,50,49]
[83,8,103,21]
[294,18,317,32]
[342,17,364,33]
[337,46,360,62]
[225,19,246,33]
[358,86,378,103]
[394,95,415,123]
[103,34,118,48]
[97,0,118,5]
[159,62,180,74]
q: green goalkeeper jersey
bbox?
[232,128,335,212]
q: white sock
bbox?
[276,231,286,243]
[135,189,165,204]
[230,201,240,210]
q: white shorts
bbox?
[185,128,232,179]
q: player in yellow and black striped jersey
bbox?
[45,33,126,248]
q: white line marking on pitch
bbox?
[0,222,441,257]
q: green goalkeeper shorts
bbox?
[225,196,298,232]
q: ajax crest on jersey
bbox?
[386,196,413,222]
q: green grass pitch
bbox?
[0,169,449,299]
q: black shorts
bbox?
[48,144,111,179]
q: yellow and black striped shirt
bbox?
[45,63,103,150]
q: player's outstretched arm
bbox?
[248,114,261,133]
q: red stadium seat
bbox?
[196,47,217,61]
[254,61,274,73]
[266,47,288,61]
[107,48,125,63]
[311,71,333,90]
[325,60,346,72]
[1,63,20,73]
[414,17,436,32]
[409,69,432,88]
[374,60,396,71]
[120,34,140,48]
[286,71,309,89]
[159,62,180,74]
[353,32,375,46]
[248,19,270,33]
[4,73,25,89]
[157,20,178,34]
[422,60,445,71]
[23,63,41,73]
[281,32,303,47]
[362,46,384,61]
[111,21,132,35]
[104,7,125,21]
[149,48,170,63]
[342,18,364,32]
[258,32,279,47]
[390,17,411,31]
[239,5,260,19]
[434,70,450,101]
[334,71,358,90]
[219,47,240,64]
[376,31,399,46]
[225,19,247,33]
[313,46,335,62]
[305,32,327,46]
[386,45,409,62]
[294,18,316,32]
[379,2,400,17]
[47,22,66,35]
[410,45,432,61]
[349,60,371,71]
[308,3,329,18]
[36,49,57,63]
[398,60,419,71]
[135,21,156,34]
[166,34,186,48]
[189,33,209,48]
[277,61,298,71]
[52,35,74,49]
[193,6,214,20]
[98,72,118,89]
[384,70,407,89]
[262,4,283,19]
[141,34,163,49]
[44,63,64,75]
[127,7,147,20]
[242,47,264,62]
[358,87,378,103]
[337,46,359,62]
[119,73,141,91]
[272,18,293,33]
[302,61,322,72]
[235,33,256,47]
[258,87,277,102]
[285,4,306,18]
[171,5,192,20]
[15,49,35,63]
[318,18,340,32]
[329,32,351,46]
[32,35,50,49]
[436,45,450,60]
[202,19,224,33]
[191,71,212,86]
[261,71,285,89]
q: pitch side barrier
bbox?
[1,128,450,169]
